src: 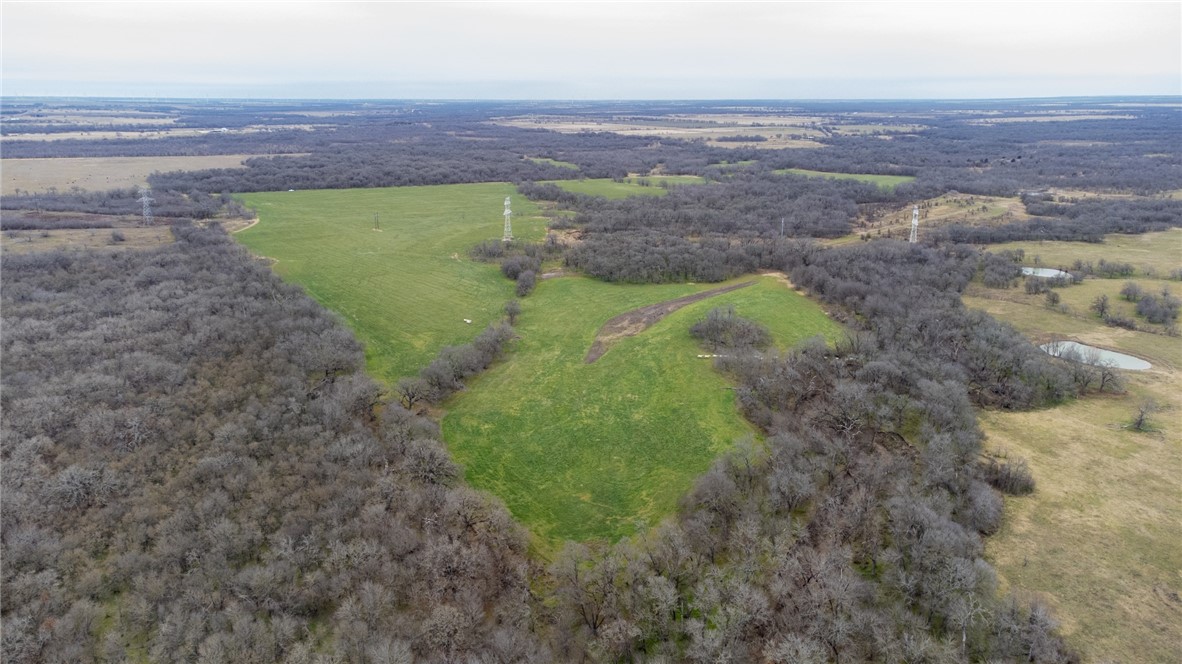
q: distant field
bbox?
[444,276,841,544]
[1,226,174,254]
[831,192,1029,245]
[526,156,579,169]
[547,175,705,199]
[496,114,826,149]
[774,168,915,191]
[237,183,547,382]
[989,228,1182,277]
[1,154,262,195]
[966,233,1182,662]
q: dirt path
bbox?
[584,281,755,363]
[227,217,260,234]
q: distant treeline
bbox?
[0,188,249,226]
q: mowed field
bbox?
[236,181,841,545]
[774,167,915,191]
[237,183,548,382]
[1,154,260,195]
[444,276,841,545]
[964,231,1182,662]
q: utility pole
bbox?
[373,212,380,231]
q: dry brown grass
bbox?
[989,228,1182,278]
[966,234,1182,662]
[493,115,826,149]
[1,227,175,254]
[829,192,1029,245]
[1,155,262,195]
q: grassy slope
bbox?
[967,232,1182,662]
[774,167,915,191]
[444,276,840,545]
[237,184,547,382]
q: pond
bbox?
[1041,340,1151,370]
[1022,267,1070,278]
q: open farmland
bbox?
[495,114,828,148]
[1,154,264,195]
[964,232,1182,661]
[444,275,841,544]
[236,183,547,381]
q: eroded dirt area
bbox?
[584,281,754,363]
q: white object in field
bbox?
[463,319,472,324]
[909,204,919,243]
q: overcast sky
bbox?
[2,1,1179,99]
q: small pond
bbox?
[1022,267,1070,278]
[1041,341,1151,370]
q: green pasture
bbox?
[236,183,839,545]
[444,276,840,545]
[236,183,547,382]
[774,167,915,191]
[547,175,706,199]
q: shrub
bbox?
[689,305,772,351]
[980,456,1035,495]
[515,270,536,297]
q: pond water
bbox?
[1022,267,1070,278]
[1041,341,1151,370]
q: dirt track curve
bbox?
[584,281,755,363]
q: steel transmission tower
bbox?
[502,196,513,242]
[908,204,919,244]
[138,187,154,226]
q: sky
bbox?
[2,1,1180,99]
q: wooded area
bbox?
[3,97,1179,662]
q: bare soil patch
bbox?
[584,281,754,363]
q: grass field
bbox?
[1,154,264,195]
[547,176,706,199]
[965,233,1182,662]
[990,228,1182,277]
[1,226,174,254]
[236,183,548,382]
[235,182,840,545]
[443,275,841,545]
[829,192,1030,246]
[774,167,915,191]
